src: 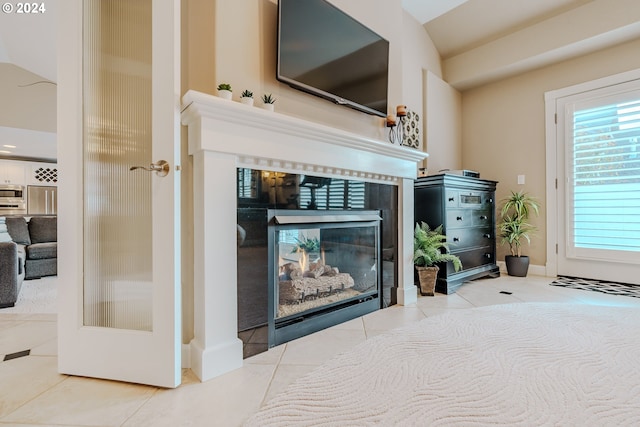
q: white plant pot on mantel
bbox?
[240,97,254,106]
[262,103,274,111]
[217,89,232,100]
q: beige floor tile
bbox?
[415,292,475,310]
[279,328,366,366]
[0,313,33,322]
[3,376,157,426]
[122,363,276,427]
[0,356,66,420]
[244,343,285,365]
[24,313,57,322]
[325,316,364,331]
[30,337,57,357]
[0,319,25,332]
[0,321,56,357]
[361,304,426,332]
[264,363,314,404]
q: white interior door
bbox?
[57,0,181,388]
[555,78,640,284]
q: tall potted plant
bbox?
[413,222,462,296]
[498,190,540,277]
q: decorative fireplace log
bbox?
[279,273,355,304]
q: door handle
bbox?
[129,160,170,177]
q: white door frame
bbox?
[545,68,640,280]
[57,0,182,388]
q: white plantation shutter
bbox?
[568,90,640,262]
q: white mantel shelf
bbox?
[180,89,428,382]
[181,90,427,183]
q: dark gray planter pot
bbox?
[505,255,529,277]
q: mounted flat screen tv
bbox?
[277,0,389,117]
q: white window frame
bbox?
[545,68,640,276]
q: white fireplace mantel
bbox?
[181,89,428,382]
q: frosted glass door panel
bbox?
[83,0,153,331]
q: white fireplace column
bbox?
[181,90,428,381]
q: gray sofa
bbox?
[0,216,57,308]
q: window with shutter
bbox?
[572,98,640,253]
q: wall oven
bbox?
[0,184,27,215]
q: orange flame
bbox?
[298,248,308,272]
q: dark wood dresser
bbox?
[414,174,500,294]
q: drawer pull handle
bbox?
[453,237,460,242]
[480,215,488,220]
[456,216,463,221]
[448,197,455,202]
[483,234,491,239]
[484,253,491,259]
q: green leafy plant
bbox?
[262,93,276,104]
[291,236,320,253]
[498,190,540,257]
[217,83,232,91]
[413,222,462,270]
[240,89,253,98]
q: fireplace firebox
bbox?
[268,210,382,346]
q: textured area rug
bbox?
[550,275,640,298]
[0,277,57,314]
[245,303,640,426]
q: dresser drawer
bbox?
[446,209,472,227]
[447,247,494,274]
[472,210,493,226]
[445,190,458,208]
[448,228,494,250]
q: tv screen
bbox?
[277,0,389,117]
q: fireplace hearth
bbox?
[268,210,381,346]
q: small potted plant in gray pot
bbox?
[413,222,462,296]
[217,83,232,100]
[498,190,540,277]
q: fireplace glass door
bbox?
[269,211,381,345]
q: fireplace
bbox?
[181,90,427,381]
[268,210,381,345]
[237,170,397,356]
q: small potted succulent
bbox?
[217,83,232,100]
[262,93,276,111]
[413,222,462,296]
[240,89,254,106]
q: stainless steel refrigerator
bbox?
[27,185,57,215]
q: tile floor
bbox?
[2,274,640,426]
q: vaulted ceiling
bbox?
[403,0,640,90]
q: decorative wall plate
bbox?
[402,109,420,149]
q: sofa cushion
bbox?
[28,216,57,244]
[6,217,31,245]
[26,242,57,260]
